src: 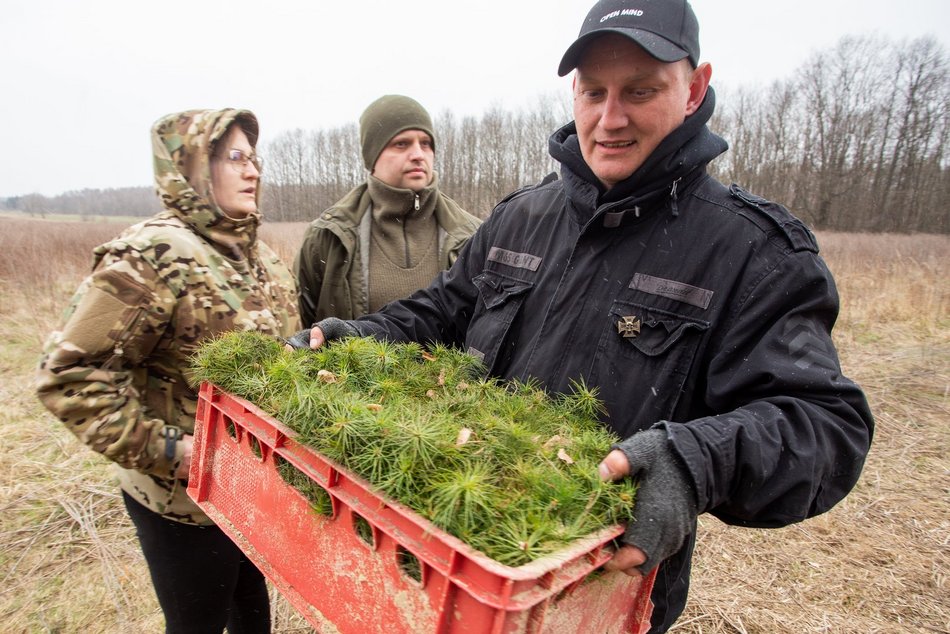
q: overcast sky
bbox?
[2,0,947,198]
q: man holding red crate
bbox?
[288,1,874,630]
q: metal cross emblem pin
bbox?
[617,316,641,338]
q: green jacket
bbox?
[36,109,299,524]
[294,178,481,325]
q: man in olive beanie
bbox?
[359,95,436,170]
[295,95,480,326]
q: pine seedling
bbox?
[438,388,482,420]
[515,458,585,519]
[377,453,423,503]
[426,461,500,534]
[568,427,620,462]
[319,336,393,391]
[227,367,277,410]
[559,377,608,422]
[275,380,337,436]
[471,509,555,567]
[386,340,430,390]
[263,352,312,396]
[596,477,639,526]
[190,330,283,388]
[363,336,403,373]
[425,342,485,385]
[479,419,541,467]
[507,379,553,418]
[304,394,379,461]
[364,375,405,403]
[382,407,456,473]
[345,437,390,484]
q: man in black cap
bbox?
[290,2,874,630]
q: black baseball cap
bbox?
[558,0,700,76]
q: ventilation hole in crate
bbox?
[275,456,333,517]
[352,513,374,547]
[396,546,422,583]
[249,435,263,460]
[224,416,237,441]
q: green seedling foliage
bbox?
[559,377,609,421]
[382,407,455,472]
[191,331,638,566]
[479,421,540,467]
[425,462,501,534]
[364,376,404,402]
[474,509,557,566]
[306,394,379,461]
[346,439,390,485]
[376,453,424,504]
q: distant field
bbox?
[1,216,947,632]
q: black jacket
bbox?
[347,90,874,631]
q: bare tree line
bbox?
[258,94,573,221]
[5,35,946,233]
[3,187,162,219]
[710,35,949,233]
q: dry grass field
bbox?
[0,215,946,633]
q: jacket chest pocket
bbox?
[465,271,534,373]
[589,301,709,434]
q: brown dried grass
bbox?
[676,231,949,634]
[1,216,947,632]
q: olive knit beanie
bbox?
[359,95,435,170]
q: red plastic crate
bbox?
[188,382,655,633]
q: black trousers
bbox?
[123,491,270,634]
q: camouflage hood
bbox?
[151,108,261,259]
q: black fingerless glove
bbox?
[284,329,314,350]
[284,318,359,351]
[315,317,359,341]
[612,428,698,573]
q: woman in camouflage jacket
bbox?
[36,108,299,633]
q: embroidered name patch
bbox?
[630,273,713,310]
[487,247,542,271]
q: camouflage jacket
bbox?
[37,109,299,524]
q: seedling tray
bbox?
[188,381,655,633]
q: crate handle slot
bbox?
[248,433,265,462]
[351,512,376,549]
[224,415,238,442]
[275,455,336,518]
[395,546,424,585]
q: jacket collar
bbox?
[367,173,440,223]
[316,173,479,253]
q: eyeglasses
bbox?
[222,149,264,174]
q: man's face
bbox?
[573,34,705,190]
[372,129,435,192]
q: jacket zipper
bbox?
[670,177,682,217]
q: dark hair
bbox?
[232,112,259,148]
